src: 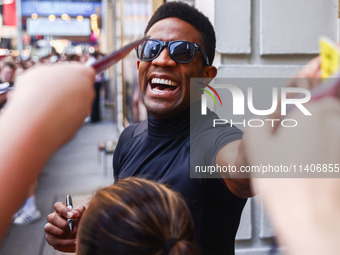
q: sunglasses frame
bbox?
[136,39,210,66]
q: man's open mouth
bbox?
[151,78,178,92]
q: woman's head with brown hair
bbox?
[77,177,200,255]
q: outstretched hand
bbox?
[0,62,95,240]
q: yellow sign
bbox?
[319,37,340,79]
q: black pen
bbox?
[66,194,74,232]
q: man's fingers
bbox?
[44,223,70,238]
[53,202,86,219]
[53,202,70,217]
[45,233,76,253]
[46,212,70,232]
[73,205,86,219]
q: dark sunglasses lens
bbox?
[138,40,161,60]
[169,41,195,63]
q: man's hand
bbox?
[45,202,86,252]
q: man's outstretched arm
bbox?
[216,139,253,198]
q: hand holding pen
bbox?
[45,199,86,252]
[66,195,74,232]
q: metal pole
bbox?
[120,0,126,128]
[15,0,22,56]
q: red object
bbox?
[91,36,149,73]
[90,31,97,43]
[3,0,17,27]
[309,71,340,101]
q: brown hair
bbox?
[77,177,200,255]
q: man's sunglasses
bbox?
[136,39,210,66]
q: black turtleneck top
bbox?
[113,107,246,255]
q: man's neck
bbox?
[147,108,190,138]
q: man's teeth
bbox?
[151,78,177,86]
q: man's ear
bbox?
[203,65,217,83]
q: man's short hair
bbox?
[145,1,216,65]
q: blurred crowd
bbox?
[0,49,106,118]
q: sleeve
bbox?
[208,125,243,166]
[190,122,243,179]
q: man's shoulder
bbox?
[120,120,148,141]
[113,120,148,175]
[115,120,148,156]
[191,109,243,159]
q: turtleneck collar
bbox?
[147,107,190,139]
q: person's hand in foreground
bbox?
[270,56,322,132]
[244,98,340,255]
[288,56,321,89]
[0,62,95,240]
